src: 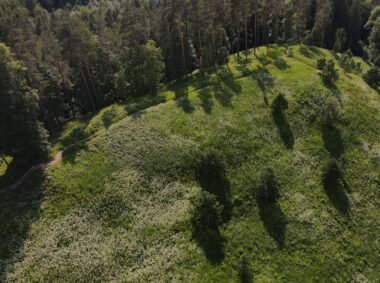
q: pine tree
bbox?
[366,6,380,66]
[0,43,49,161]
[333,28,347,52]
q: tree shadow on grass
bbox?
[256,169,286,248]
[271,95,294,150]
[213,85,235,107]
[322,160,350,215]
[238,257,254,283]
[273,57,290,70]
[258,202,287,248]
[214,69,242,107]
[223,74,242,94]
[309,46,323,56]
[192,226,226,265]
[257,56,272,66]
[299,45,314,58]
[197,154,233,221]
[322,124,344,159]
[175,87,195,113]
[124,95,166,117]
[198,89,214,114]
[0,157,32,189]
[251,66,276,92]
[236,64,252,77]
[0,170,44,280]
[192,154,232,264]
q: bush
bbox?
[338,52,361,73]
[257,169,279,204]
[271,94,288,112]
[191,191,223,232]
[364,67,380,91]
[319,96,341,126]
[295,87,341,126]
[320,60,339,85]
[316,58,326,70]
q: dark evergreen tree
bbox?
[0,43,49,161]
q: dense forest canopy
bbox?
[0,0,379,161]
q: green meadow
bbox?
[1,45,379,282]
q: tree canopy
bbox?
[0,0,379,158]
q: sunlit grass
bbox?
[1,45,379,282]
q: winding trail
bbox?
[0,151,63,194]
[0,135,94,194]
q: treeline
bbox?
[0,0,379,161]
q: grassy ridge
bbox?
[1,45,379,282]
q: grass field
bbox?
[1,45,379,282]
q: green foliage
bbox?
[191,191,223,232]
[295,87,340,126]
[316,58,326,70]
[338,51,362,73]
[116,40,164,98]
[363,67,380,90]
[238,256,253,283]
[366,7,380,66]
[320,60,339,86]
[1,45,379,282]
[333,28,347,52]
[0,43,49,161]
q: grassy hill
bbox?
[1,45,379,282]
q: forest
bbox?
[1,1,380,282]
[0,0,379,163]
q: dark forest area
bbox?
[0,0,379,162]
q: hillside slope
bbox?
[1,45,379,282]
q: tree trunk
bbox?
[266,11,270,52]
[236,18,240,62]
[79,66,96,112]
[1,156,9,166]
[84,61,99,110]
[180,34,187,75]
[198,30,203,71]
[254,12,257,55]
[245,15,248,61]
[258,14,260,49]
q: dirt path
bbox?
[0,132,100,195]
[0,151,63,194]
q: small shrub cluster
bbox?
[317,59,339,85]
[190,191,223,232]
[316,58,327,70]
[271,94,288,112]
[338,52,362,73]
[294,87,341,126]
[363,67,380,91]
